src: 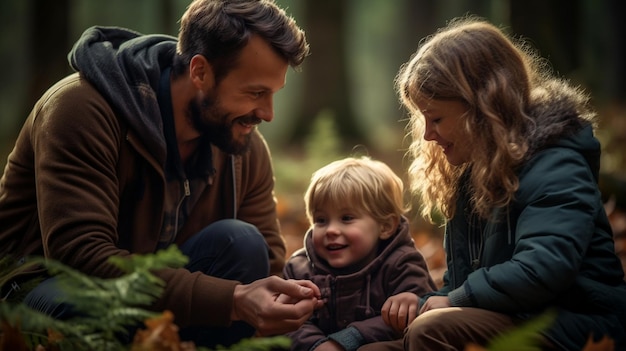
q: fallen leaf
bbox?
[464,343,487,351]
[582,334,614,351]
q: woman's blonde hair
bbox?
[396,16,548,221]
[305,156,408,225]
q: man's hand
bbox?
[382,292,418,331]
[231,276,323,336]
[275,279,323,305]
[419,295,451,314]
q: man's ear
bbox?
[189,54,215,89]
[379,216,399,240]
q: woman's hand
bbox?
[419,295,451,314]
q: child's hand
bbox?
[381,292,419,331]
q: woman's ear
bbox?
[379,216,399,240]
[189,54,215,89]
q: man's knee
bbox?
[181,219,270,282]
[202,219,268,260]
[23,277,76,319]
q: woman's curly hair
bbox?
[396,16,553,221]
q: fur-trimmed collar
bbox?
[525,79,596,157]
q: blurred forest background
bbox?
[1,0,625,283]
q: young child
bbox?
[283,156,436,351]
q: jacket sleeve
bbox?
[29,76,240,329]
[349,247,436,344]
[285,320,329,351]
[236,131,285,276]
[449,147,603,312]
[282,251,302,279]
[420,270,452,305]
[282,253,329,350]
[32,77,134,276]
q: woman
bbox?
[389,17,626,350]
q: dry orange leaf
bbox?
[46,328,64,345]
[0,321,29,351]
[464,343,486,351]
[582,334,614,351]
[131,310,196,351]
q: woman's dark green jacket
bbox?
[422,82,626,350]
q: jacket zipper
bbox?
[469,217,483,271]
[169,179,190,246]
[447,222,456,287]
[329,278,337,330]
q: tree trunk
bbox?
[27,0,72,110]
[292,0,362,149]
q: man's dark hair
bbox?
[173,0,309,82]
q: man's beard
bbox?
[188,95,256,155]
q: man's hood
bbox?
[68,26,177,164]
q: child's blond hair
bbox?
[304,156,408,225]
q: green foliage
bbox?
[303,109,343,166]
[1,247,291,351]
[484,310,556,351]
[1,247,188,350]
[273,109,345,197]
[0,257,42,303]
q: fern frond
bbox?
[109,245,188,273]
[1,246,190,351]
[0,257,43,303]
